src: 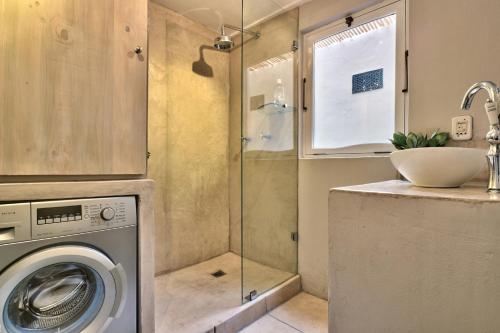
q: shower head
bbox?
[214,34,234,51]
[214,24,260,51]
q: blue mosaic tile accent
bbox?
[352,68,384,94]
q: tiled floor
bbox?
[155,252,295,333]
[239,292,328,333]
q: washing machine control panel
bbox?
[31,196,137,240]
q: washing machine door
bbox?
[0,245,127,333]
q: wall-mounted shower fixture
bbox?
[214,24,261,51]
[193,23,261,77]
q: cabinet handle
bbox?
[134,46,143,55]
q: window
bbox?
[302,1,406,156]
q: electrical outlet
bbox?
[451,115,473,140]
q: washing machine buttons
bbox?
[38,214,84,225]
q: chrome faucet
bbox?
[461,81,500,192]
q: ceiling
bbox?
[152,0,308,32]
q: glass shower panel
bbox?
[241,4,299,303]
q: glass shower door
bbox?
[240,3,299,303]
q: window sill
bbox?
[300,152,392,160]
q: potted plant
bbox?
[389,131,485,187]
[390,131,449,150]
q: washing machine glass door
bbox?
[0,246,127,333]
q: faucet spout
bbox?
[460,81,500,192]
[461,81,499,110]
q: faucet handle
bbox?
[485,99,500,126]
[486,126,500,143]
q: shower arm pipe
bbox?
[222,24,261,39]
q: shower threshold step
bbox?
[213,275,301,333]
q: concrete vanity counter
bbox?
[329,180,500,333]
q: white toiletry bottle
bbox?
[273,79,286,106]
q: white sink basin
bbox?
[390,147,486,188]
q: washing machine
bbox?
[0,196,138,333]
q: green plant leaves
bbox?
[428,132,449,147]
[390,132,407,150]
[390,131,449,150]
[406,132,418,148]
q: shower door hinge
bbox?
[245,290,258,302]
[291,232,299,242]
[291,40,298,52]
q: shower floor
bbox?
[155,252,295,333]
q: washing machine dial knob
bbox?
[100,207,115,221]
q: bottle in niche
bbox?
[273,78,286,106]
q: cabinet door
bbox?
[0,0,147,175]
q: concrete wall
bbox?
[148,3,230,274]
[298,0,500,300]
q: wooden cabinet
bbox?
[0,0,147,175]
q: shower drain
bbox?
[211,270,226,278]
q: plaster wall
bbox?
[298,0,395,299]
[298,157,396,298]
[297,0,500,300]
[408,0,500,153]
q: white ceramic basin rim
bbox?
[390,147,486,188]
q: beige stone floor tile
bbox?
[239,315,301,333]
[269,292,328,333]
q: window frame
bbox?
[301,0,407,158]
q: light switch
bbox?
[451,115,472,141]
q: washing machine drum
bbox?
[0,246,127,333]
